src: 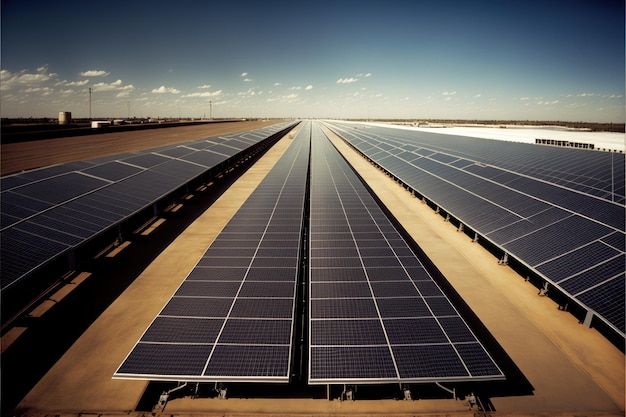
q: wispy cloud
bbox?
[182,90,223,98]
[116,85,136,98]
[93,79,123,91]
[80,70,109,77]
[56,79,90,87]
[198,84,212,89]
[241,72,248,77]
[152,85,180,94]
[305,85,313,91]
[337,77,359,84]
[442,91,456,96]
[338,72,372,84]
[1,68,56,89]
[266,93,299,102]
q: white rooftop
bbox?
[370,122,625,152]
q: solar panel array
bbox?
[308,123,504,384]
[114,122,311,382]
[324,121,625,335]
[0,122,296,289]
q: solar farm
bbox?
[1,120,624,416]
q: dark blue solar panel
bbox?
[576,276,625,332]
[310,347,397,381]
[204,345,290,378]
[392,345,468,379]
[117,344,213,377]
[10,173,108,204]
[141,317,223,343]
[82,161,143,181]
[536,241,621,282]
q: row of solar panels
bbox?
[0,122,297,289]
[114,121,505,384]
[323,121,625,335]
[116,121,310,382]
[307,123,503,383]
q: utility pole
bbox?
[89,87,92,120]
[210,100,212,120]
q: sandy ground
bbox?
[1,120,281,175]
[8,122,625,416]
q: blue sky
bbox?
[1,0,624,122]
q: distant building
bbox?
[58,111,71,125]
[536,138,594,149]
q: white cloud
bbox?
[182,90,223,98]
[442,91,456,96]
[116,84,136,97]
[305,85,313,91]
[266,93,299,103]
[243,78,252,82]
[519,97,530,101]
[290,86,302,90]
[198,84,212,89]
[1,68,55,89]
[274,82,281,86]
[241,72,248,77]
[93,79,123,91]
[23,87,53,94]
[152,85,180,94]
[337,77,358,84]
[473,94,482,98]
[80,70,110,77]
[57,79,90,87]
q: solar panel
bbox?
[0,122,298,289]
[308,123,504,384]
[114,122,310,382]
[324,121,625,336]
